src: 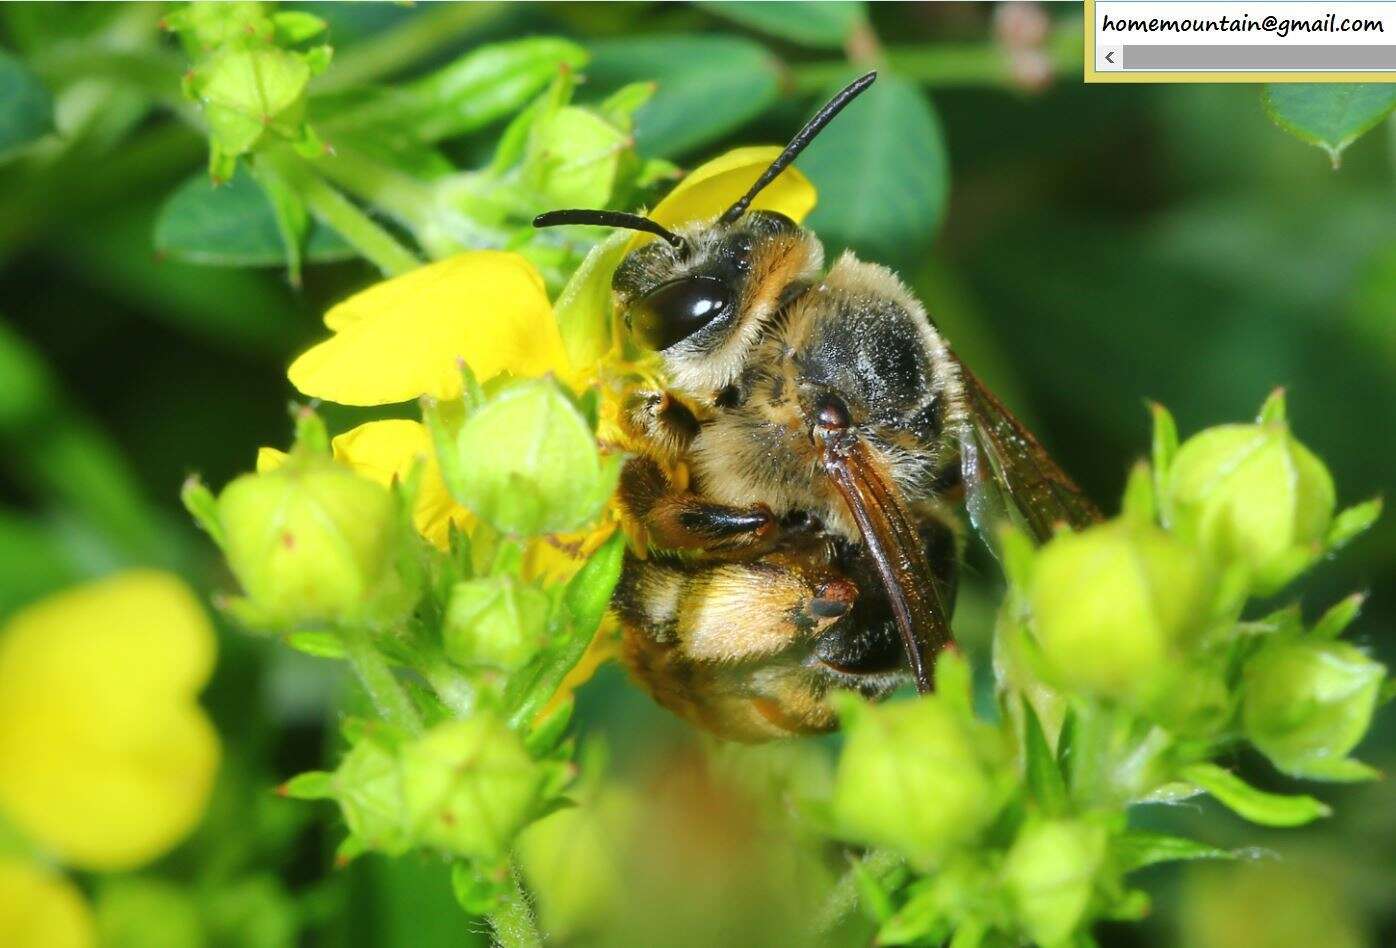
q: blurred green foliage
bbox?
[1,3,1394,947]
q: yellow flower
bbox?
[331,420,468,549]
[0,571,219,872]
[260,420,468,550]
[273,148,819,693]
[0,859,94,948]
[288,251,570,406]
[639,145,817,244]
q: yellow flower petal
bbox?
[0,860,94,948]
[288,251,570,406]
[642,145,817,242]
[0,572,220,871]
[255,422,470,549]
[331,420,469,549]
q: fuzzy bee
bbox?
[536,73,1099,741]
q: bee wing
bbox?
[954,360,1102,548]
[823,438,954,694]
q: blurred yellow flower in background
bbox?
[0,571,219,871]
[0,859,94,948]
[0,571,220,948]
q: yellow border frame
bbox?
[1083,0,1396,82]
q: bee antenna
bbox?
[532,209,686,251]
[718,71,876,226]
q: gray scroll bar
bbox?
[1124,44,1396,69]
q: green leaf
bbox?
[321,38,587,143]
[506,531,626,730]
[1120,460,1156,527]
[450,860,510,916]
[0,50,53,159]
[96,878,203,948]
[154,168,353,267]
[271,10,327,45]
[851,854,896,924]
[877,878,948,946]
[562,529,627,640]
[935,648,974,718]
[1327,496,1382,550]
[799,72,948,265]
[1149,401,1178,517]
[1288,756,1381,783]
[1311,592,1366,640]
[1181,762,1331,827]
[523,694,574,756]
[998,524,1036,588]
[249,157,309,285]
[1114,830,1233,874]
[1056,706,1077,785]
[1256,386,1287,425]
[1022,698,1069,816]
[0,512,83,614]
[1262,84,1396,168]
[284,630,347,659]
[281,771,336,800]
[588,35,781,158]
[699,1,867,49]
[180,475,225,549]
[0,318,54,430]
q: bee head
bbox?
[609,211,823,391]
[533,71,876,394]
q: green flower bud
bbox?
[1242,639,1384,780]
[451,378,621,536]
[1003,817,1108,947]
[1030,522,1208,707]
[1165,421,1335,594]
[516,787,637,939]
[524,106,628,209]
[217,454,397,627]
[163,2,274,55]
[332,726,412,856]
[401,715,550,861]
[831,695,1013,867]
[191,46,311,161]
[444,576,550,672]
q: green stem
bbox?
[310,147,507,255]
[790,24,1082,94]
[487,865,543,948]
[309,147,438,234]
[263,151,421,276]
[812,849,902,936]
[314,3,506,92]
[422,652,478,719]
[342,625,423,733]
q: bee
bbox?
[535,72,1100,741]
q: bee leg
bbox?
[618,456,775,552]
[620,389,701,465]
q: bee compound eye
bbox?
[631,276,733,351]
